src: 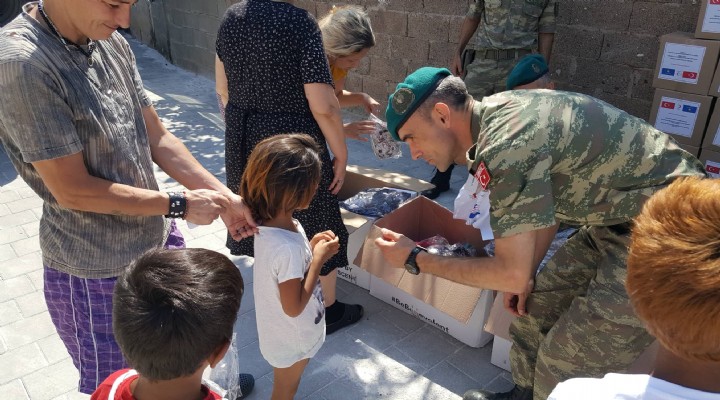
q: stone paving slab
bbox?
[0,35,505,399]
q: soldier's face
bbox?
[398,111,456,172]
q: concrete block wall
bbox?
[131,0,702,121]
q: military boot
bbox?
[462,386,532,400]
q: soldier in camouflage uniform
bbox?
[378,67,706,400]
[423,0,557,200]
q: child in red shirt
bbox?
[91,248,245,400]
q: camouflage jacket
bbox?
[467,0,557,50]
[466,90,706,238]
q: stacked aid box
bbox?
[649,1,720,177]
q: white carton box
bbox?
[491,336,513,372]
[369,275,495,348]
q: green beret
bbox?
[386,67,452,140]
[506,54,549,90]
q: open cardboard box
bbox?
[484,295,659,373]
[354,196,495,347]
[337,165,433,290]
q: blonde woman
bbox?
[319,5,379,140]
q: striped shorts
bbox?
[43,221,185,394]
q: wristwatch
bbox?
[404,246,427,275]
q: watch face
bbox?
[404,262,420,275]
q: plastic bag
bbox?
[340,187,414,217]
[369,114,402,160]
[417,235,477,258]
[453,174,493,240]
[205,332,241,400]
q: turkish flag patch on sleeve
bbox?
[474,161,492,190]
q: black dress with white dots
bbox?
[217,0,349,274]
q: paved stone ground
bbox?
[0,36,511,399]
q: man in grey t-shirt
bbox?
[0,0,256,394]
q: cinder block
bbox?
[429,40,456,66]
[370,57,410,83]
[448,15,464,43]
[390,36,429,61]
[384,0,423,13]
[368,9,408,36]
[11,236,39,258]
[355,56,370,75]
[566,0,633,31]
[600,32,659,70]
[0,226,28,246]
[629,2,699,36]
[371,33,392,59]
[363,76,391,102]
[423,0,467,15]
[574,57,634,96]
[408,13,450,41]
[15,291,46,318]
[554,25,603,61]
[631,68,655,102]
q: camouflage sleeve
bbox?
[467,0,484,18]
[538,0,557,33]
[481,117,557,237]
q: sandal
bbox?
[326,303,364,335]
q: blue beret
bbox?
[386,67,452,140]
[506,54,549,90]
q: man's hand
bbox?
[183,189,229,225]
[503,279,535,317]
[220,193,258,240]
[451,52,464,77]
[343,120,375,142]
[374,228,416,268]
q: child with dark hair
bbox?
[242,133,339,399]
[549,177,720,399]
[90,248,245,400]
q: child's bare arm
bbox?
[278,235,339,317]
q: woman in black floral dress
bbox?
[216,0,363,333]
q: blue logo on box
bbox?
[661,68,676,76]
[682,105,698,114]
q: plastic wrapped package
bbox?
[417,235,477,258]
[205,332,241,399]
[340,187,415,217]
[369,114,402,159]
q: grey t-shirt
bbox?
[0,4,168,278]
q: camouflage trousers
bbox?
[509,224,655,400]
[462,50,519,99]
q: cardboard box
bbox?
[699,148,720,177]
[483,295,660,373]
[355,196,495,347]
[696,0,720,40]
[650,89,713,146]
[337,165,433,290]
[653,32,720,95]
[702,104,720,152]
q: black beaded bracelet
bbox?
[165,191,187,219]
